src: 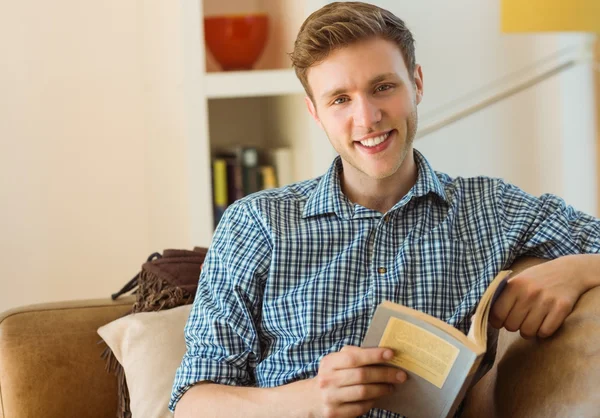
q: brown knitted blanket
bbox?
[103,246,208,418]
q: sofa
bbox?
[0,256,599,418]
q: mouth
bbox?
[354,130,394,153]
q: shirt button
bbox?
[378,267,387,274]
[383,215,390,223]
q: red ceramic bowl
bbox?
[204,14,269,71]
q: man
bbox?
[170,2,600,417]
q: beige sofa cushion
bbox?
[98,304,192,418]
[493,284,600,417]
[0,298,133,418]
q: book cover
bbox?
[241,147,260,196]
[214,147,251,203]
[223,156,243,204]
[212,158,228,228]
[271,147,294,187]
[260,165,277,190]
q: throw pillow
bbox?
[102,247,207,418]
[98,304,192,418]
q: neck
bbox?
[340,150,418,214]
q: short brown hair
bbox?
[289,1,416,99]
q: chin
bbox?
[365,166,397,180]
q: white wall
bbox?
[0,0,192,311]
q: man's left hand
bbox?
[490,254,596,339]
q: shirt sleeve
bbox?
[497,180,600,259]
[169,200,272,412]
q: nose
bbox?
[352,95,382,128]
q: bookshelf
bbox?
[182,0,336,246]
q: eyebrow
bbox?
[321,72,399,101]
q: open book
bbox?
[361,270,512,418]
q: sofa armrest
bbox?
[0,296,134,418]
[463,257,600,418]
[493,283,600,417]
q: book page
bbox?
[467,270,512,344]
[380,317,460,389]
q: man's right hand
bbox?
[175,346,407,418]
[311,345,408,418]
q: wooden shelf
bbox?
[204,69,305,99]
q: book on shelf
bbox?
[270,147,294,187]
[224,155,244,203]
[240,147,260,196]
[211,158,228,228]
[361,270,512,418]
[211,147,286,226]
[259,165,277,190]
[215,146,261,197]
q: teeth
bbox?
[360,132,389,147]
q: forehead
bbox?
[306,38,410,96]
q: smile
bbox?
[358,131,391,148]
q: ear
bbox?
[305,96,323,129]
[413,64,424,105]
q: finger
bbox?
[329,383,395,404]
[490,289,519,329]
[334,365,407,387]
[329,400,375,418]
[331,346,394,370]
[518,306,548,339]
[502,299,529,332]
[538,300,573,338]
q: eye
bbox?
[375,84,393,93]
[332,96,348,105]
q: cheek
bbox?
[388,97,414,118]
[323,109,352,136]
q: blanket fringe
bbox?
[102,269,194,418]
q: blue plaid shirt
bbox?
[170,149,599,416]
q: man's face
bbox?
[306,37,423,181]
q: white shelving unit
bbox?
[181,0,336,247]
[205,69,304,99]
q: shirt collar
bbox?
[303,156,354,219]
[411,149,448,201]
[302,149,448,219]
